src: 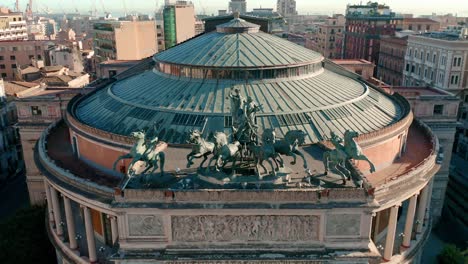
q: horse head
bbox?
[130,131,145,140]
[213,132,228,147]
[344,130,359,140]
[262,128,276,144]
[187,129,201,144]
[285,130,306,146]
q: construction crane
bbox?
[99,0,109,16]
[89,0,98,17]
[25,0,33,18]
[122,0,128,16]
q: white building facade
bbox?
[403,34,468,92]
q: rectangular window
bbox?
[10,55,15,60]
[464,95,468,103]
[1,73,6,78]
[406,64,409,71]
[11,64,16,69]
[433,105,444,115]
[0,64,5,69]
[433,54,436,63]
[108,70,117,77]
[0,56,3,60]
[31,106,42,116]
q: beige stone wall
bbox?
[175,5,195,44]
[19,127,46,204]
[115,21,157,60]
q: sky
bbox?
[9,0,468,17]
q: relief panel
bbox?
[326,214,361,236]
[128,214,165,237]
[172,215,320,242]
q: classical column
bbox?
[402,194,418,249]
[50,187,64,236]
[63,196,78,250]
[83,206,98,263]
[44,181,54,223]
[415,184,429,233]
[110,216,119,245]
[373,211,381,241]
[383,205,399,261]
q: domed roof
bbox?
[73,19,404,145]
[154,18,322,68]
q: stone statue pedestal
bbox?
[196,166,293,188]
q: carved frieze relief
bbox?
[172,215,320,242]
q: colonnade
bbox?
[44,181,118,263]
[382,181,432,261]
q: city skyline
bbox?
[6,0,468,17]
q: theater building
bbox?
[37,18,440,263]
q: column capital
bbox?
[107,215,117,220]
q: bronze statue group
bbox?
[113,90,375,189]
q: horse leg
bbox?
[113,154,132,171]
[266,159,276,176]
[159,152,165,175]
[186,151,195,168]
[358,155,376,173]
[338,162,348,184]
[272,155,280,172]
[199,153,210,169]
[256,162,262,180]
[216,155,223,172]
[275,153,284,169]
[289,152,297,165]
[294,150,308,169]
[259,159,268,174]
[322,152,330,175]
[206,156,217,173]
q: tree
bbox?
[437,244,467,264]
[0,206,56,264]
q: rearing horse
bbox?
[342,130,375,173]
[323,130,375,184]
[186,130,215,169]
[112,131,166,189]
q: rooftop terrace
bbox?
[40,117,436,203]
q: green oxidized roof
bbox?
[154,18,322,68]
[74,19,404,144]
